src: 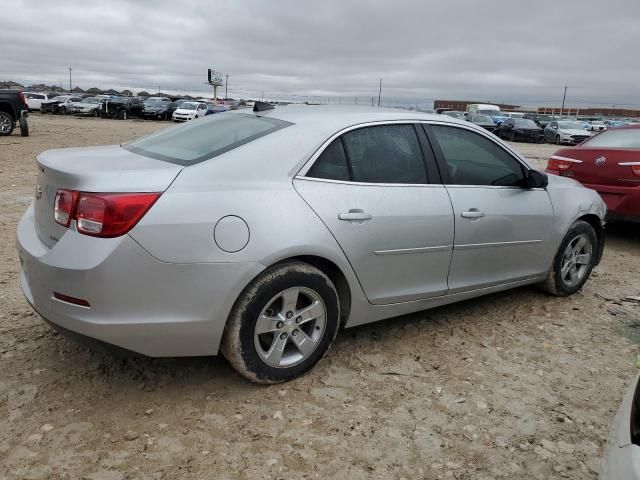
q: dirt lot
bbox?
[1,114,640,480]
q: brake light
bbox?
[633,165,640,177]
[54,189,78,227]
[18,92,27,109]
[547,155,582,173]
[53,190,160,237]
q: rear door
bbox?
[425,123,554,293]
[294,123,455,305]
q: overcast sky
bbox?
[2,0,639,108]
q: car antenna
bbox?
[253,101,274,112]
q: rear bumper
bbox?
[583,182,640,221]
[16,204,263,357]
[600,374,640,478]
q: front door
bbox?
[295,123,454,305]
[426,123,554,292]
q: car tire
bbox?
[118,110,127,120]
[538,220,598,297]
[509,131,515,142]
[221,262,340,384]
[93,109,100,118]
[555,135,561,145]
[59,106,66,115]
[0,111,15,136]
[19,117,29,137]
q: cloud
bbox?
[2,0,639,108]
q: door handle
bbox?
[461,209,485,219]
[338,209,372,221]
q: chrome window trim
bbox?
[293,176,445,188]
[295,119,435,185]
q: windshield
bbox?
[558,121,584,130]
[125,113,292,165]
[582,129,640,148]
[180,103,199,110]
[478,109,498,115]
[144,101,166,107]
[514,119,539,128]
[82,97,98,104]
[471,115,494,123]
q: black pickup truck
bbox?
[0,90,29,136]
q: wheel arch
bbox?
[577,213,605,265]
[266,255,352,327]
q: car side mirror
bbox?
[525,170,548,189]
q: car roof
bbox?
[238,104,468,131]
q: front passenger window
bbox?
[430,125,526,187]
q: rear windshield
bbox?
[582,129,640,148]
[124,113,292,165]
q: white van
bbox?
[466,104,500,115]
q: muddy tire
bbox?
[538,220,598,296]
[19,118,29,137]
[221,262,340,384]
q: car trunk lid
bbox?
[34,145,183,248]
[549,147,640,186]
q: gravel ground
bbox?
[1,114,639,480]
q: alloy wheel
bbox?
[560,234,592,288]
[0,113,11,133]
[253,286,326,368]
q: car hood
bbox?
[174,108,196,114]
[559,128,590,136]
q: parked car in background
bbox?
[0,89,29,136]
[442,110,465,119]
[143,99,176,120]
[72,97,102,117]
[205,104,227,115]
[544,120,592,145]
[16,105,606,383]
[465,113,496,132]
[523,113,555,130]
[466,103,500,115]
[41,95,82,114]
[145,96,172,103]
[588,120,607,132]
[604,120,629,128]
[172,101,208,121]
[600,372,640,478]
[496,118,544,142]
[23,92,57,111]
[546,124,640,222]
[101,97,144,119]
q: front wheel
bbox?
[555,135,561,145]
[538,220,598,296]
[221,262,340,384]
[19,117,29,137]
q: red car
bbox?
[546,124,640,222]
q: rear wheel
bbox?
[221,262,340,384]
[93,108,100,118]
[539,220,598,296]
[0,111,14,136]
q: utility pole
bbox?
[560,85,567,115]
[261,91,264,101]
[225,74,228,100]
[68,67,72,93]
[158,86,161,94]
[377,78,382,107]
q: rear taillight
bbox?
[54,189,78,227]
[54,190,160,238]
[547,155,582,173]
[18,92,28,109]
[632,166,640,177]
[618,162,640,177]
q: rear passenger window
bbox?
[306,139,350,181]
[344,125,428,184]
[430,125,525,187]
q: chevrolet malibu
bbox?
[17,104,606,383]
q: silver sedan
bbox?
[16,104,606,383]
